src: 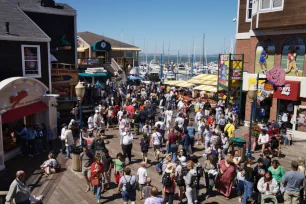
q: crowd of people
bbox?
[6,80,306,204]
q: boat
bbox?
[166,70,175,80]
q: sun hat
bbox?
[165,163,173,173]
[178,156,187,166]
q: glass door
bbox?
[292,105,306,140]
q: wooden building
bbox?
[236,0,306,140]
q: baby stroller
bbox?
[262,194,278,204]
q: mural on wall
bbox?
[255,39,275,75]
[281,38,305,77]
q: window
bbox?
[21,45,41,77]
[246,0,253,21]
[260,0,283,11]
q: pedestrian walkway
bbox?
[29,127,306,204]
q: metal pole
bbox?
[254,73,259,121]
[248,101,253,158]
[79,101,83,147]
[191,54,194,77]
[160,54,163,80]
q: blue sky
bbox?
[58,0,238,55]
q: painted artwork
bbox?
[281,38,305,77]
[255,40,275,74]
[218,54,229,87]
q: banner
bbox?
[231,60,243,80]
[218,54,229,87]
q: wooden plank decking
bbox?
[32,127,306,204]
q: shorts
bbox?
[107,117,112,124]
[153,145,160,152]
[139,184,145,192]
[122,190,136,202]
[142,152,148,157]
[82,167,90,177]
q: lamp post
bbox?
[75,81,85,146]
[247,88,257,158]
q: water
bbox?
[139,54,219,64]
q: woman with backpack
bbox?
[175,156,188,203]
[118,167,137,204]
[140,134,150,164]
[162,163,176,204]
[184,160,198,204]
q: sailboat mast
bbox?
[146,41,148,64]
[204,34,207,66]
[202,34,205,66]
[154,41,156,61]
[168,38,170,64]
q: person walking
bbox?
[166,128,178,162]
[90,155,104,204]
[257,171,278,203]
[184,161,198,204]
[242,158,256,204]
[63,126,74,159]
[144,186,164,204]
[268,160,285,185]
[140,134,150,163]
[162,164,176,204]
[60,124,67,154]
[118,167,137,204]
[151,127,162,161]
[91,133,107,157]
[203,154,217,199]
[282,161,306,204]
[80,146,93,192]
[27,125,37,156]
[121,128,133,164]
[137,162,148,200]
[102,149,113,190]
[6,171,31,204]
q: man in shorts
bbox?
[151,128,162,161]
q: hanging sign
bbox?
[273,81,300,100]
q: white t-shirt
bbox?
[258,133,269,144]
[195,112,203,121]
[155,121,165,130]
[88,116,94,129]
[152,132,162,145]
[117,111,123,121]
[137,167,147,185]
[165,110,173,121]
[175,117,184,128]
[93,114,101,127]
[60,127,66,140]
[177,101,184,109]
[122,133,133,145]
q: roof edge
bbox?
[21,7,76,16]
[0,35,51,42]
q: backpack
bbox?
[156,159,163,175]
[190,174,199,188]
[196,166,204,178]
[162,172,172,187]
[140,139,149,152]
[176,166,188,186]
[124,176,136,192]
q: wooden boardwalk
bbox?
[31,127,306,204]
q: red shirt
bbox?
[90,162,104,179]
[126,105,135,118]
[167,133,177,144]
[207,117,215,125]
[288,53,295,61]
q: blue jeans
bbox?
[66,146,71,158]
[21,138,28,156]
[169,144,178,162]
[93,181,102,201]
[243,180,254,204]
[122,190,136,202]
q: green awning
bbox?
[78,73,108,77]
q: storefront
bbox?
[0,77,58,171]
[243,72,306,140]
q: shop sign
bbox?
[231,61,243,80]
[10,91,28,109]
[52,75,72,82]
[273,81,300,100]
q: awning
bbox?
[77,47,88,52]
[2,101,48,124]
[175,81,194,88]
[127,76,143,81]
[164,80,182,86]
[191,74,218,81]
[78,73,108,77]
[193,85,217,92]
[187,78,217,85]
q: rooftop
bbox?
[78,31,141,51]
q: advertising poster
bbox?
[231,60,243,80]
[281,38,305,77]
[218,54,229,88]
[255,40,275,75]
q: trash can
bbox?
[72,146,83,172]
[232,138,246,163]
[72,153,81,172]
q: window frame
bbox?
[21,45,41,78]
[246,0,253,22]
[259,0,284,13]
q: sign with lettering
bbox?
[273,81,300,100]
[10,91,28,109]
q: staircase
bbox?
[104,58,126,80]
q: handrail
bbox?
[0,191,8,195]
[111,58,123,72]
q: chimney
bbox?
[5,22,9,34]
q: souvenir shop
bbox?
[243,73,306,140]
[0,77,58,171]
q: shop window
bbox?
[260,0,283,11]
[255,39,275,74]
[296,107,306,132]
[277,100,300,129]
[281,37,305,77]
[246,0,253,21]
[21,45,41,77]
